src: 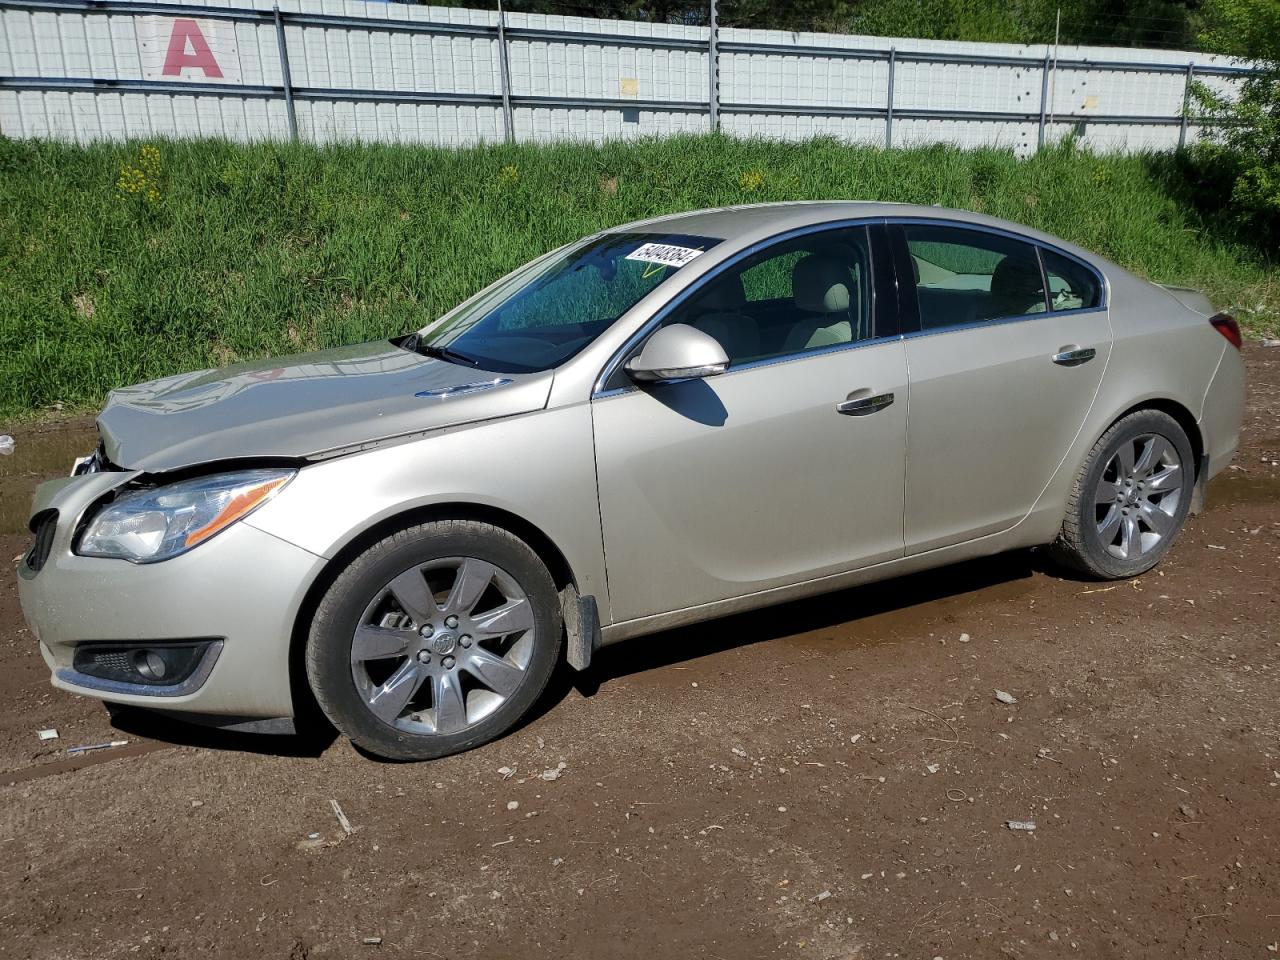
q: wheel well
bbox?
[285,503,577,720]
[1111,398,1204,477]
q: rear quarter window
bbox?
[1040,248,1103,311]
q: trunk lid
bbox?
[1157,283,1215,317]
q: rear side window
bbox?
[904,225,1047,331]
[1040,248,1102,312]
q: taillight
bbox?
[1210,313,1242,350]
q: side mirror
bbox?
[625,324,730,384]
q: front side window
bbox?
[656,226,874,365]
[412,232,722,373]
[1041,248,1102,312]
[905,225,1047,331]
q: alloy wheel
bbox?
[349,557,536,735]
[1094,432,1183,561]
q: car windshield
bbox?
[406,231,723,373]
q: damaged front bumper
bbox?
[16,468,326,719]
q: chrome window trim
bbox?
[898,305,1109,341]
[890,216,1110,337]
[592,331,904,401]
[591,217,883,398]
[591,215,1112,395]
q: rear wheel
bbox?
[1050,410,1194,579]
[306,520,562,761]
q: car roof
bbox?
[609,202,1105,269]
[613,201,908,239]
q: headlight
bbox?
[78,469,295,563]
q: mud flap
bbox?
[560,585,601,671]
[1190,453,1209,515]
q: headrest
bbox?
[793,255,851,314]
[989,256,1044,309]
[696,275,746,312]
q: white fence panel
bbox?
[0,0,1253,153]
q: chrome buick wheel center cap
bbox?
[430,633,458,656]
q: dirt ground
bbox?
[1,347,1277,960]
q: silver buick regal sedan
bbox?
[18,203,1245,760]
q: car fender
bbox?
[243,401,610,617]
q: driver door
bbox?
[591,224,909,625]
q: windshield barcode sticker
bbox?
[625,243,705,269]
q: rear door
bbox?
[892,222,1112,555]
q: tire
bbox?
[1050,409,1195,580]
[305,520,562,761]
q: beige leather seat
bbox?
[782,254,857,353]
[688,275,760,361]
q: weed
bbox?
[0,135,1275,417]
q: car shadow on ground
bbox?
[561,547,1057,701]
[109,548,1060,760]
[105,704,339,758]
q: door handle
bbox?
[836,390,895,416]
[1052,346,1097,367]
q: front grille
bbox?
[25,511,58,573]
[81,649,132,674]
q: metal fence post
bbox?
[885,46,896,149]
[272,4,298,141]
[1037,51,1050,150]
[708,0,719,132]
[1178,62,1195,150]
[496,0,515,143]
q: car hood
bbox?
[97,341,553,471]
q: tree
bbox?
[425,0,1206,48]
[1193,0,1280,241]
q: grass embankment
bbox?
[1,135,1275,419]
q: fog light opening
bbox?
[72,641,216,688]
[132,649,168,681]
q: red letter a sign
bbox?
[162,18,224,78]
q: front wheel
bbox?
[1050,410,1195,580]
[305,520,563,761]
